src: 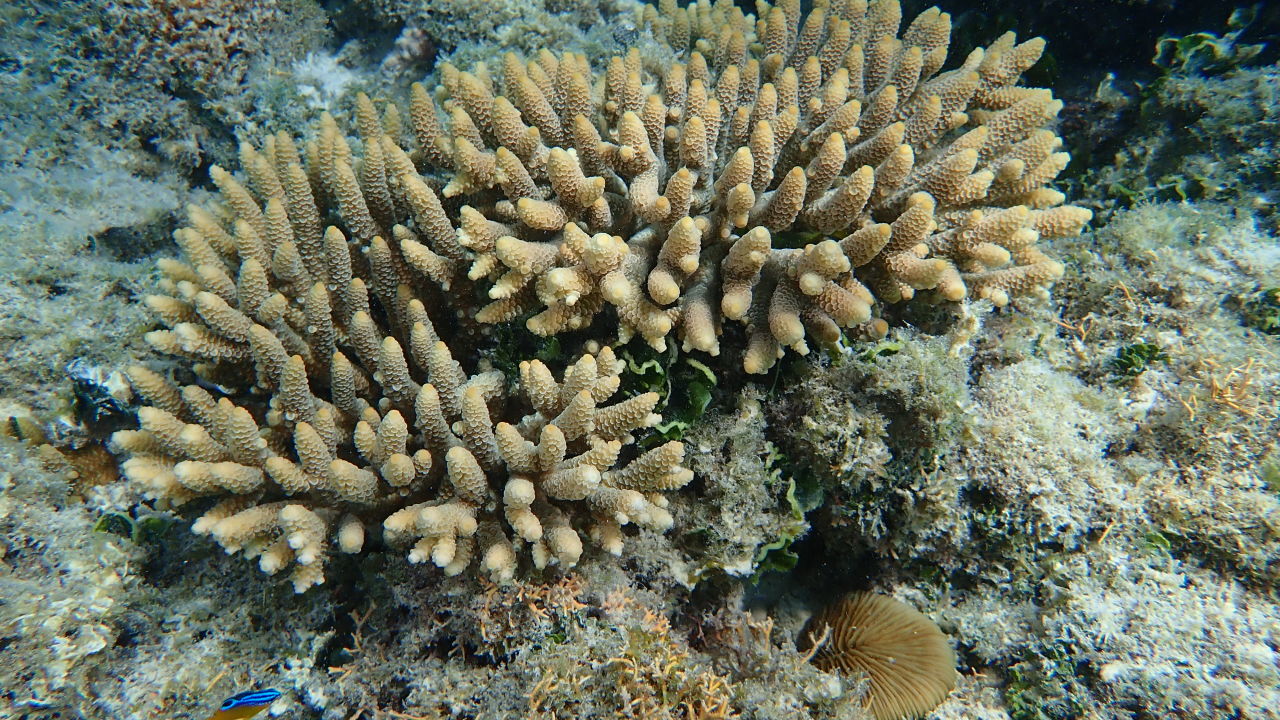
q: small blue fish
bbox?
[208,689,281,720]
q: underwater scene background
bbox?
[0,0,1277,718]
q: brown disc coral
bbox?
[115,338,691,591]
[804,592,957,720]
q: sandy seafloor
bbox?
[0,0,1278,718]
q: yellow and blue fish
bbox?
[207,689,281,720]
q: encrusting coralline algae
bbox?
[112,0,1089,592]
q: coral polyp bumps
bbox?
[113,0,1088,589]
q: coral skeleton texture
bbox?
[112,0,1088,591]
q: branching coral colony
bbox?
[113,0,1089,590]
